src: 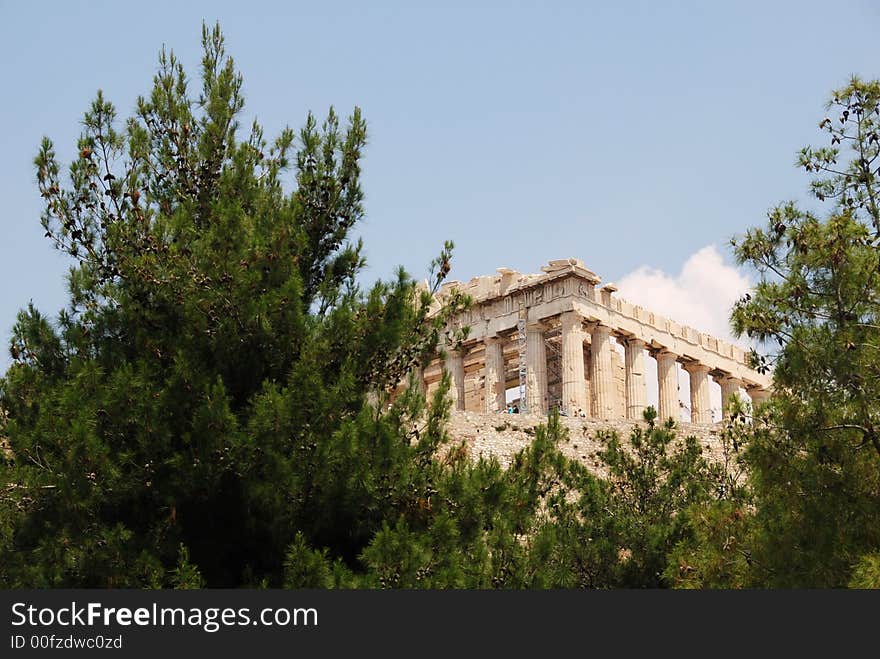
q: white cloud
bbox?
[614,245,754,422]
[615,244,751,345]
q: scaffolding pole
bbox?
[517,316,527,413]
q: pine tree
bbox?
[728,78,880,587]
[524,409,725,588]
[0,24,468,587]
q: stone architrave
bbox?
[590,324,615,419]
[560,311,588,416]
[444,347,466,411]
[526,323,548,414]
[623,337,647,420]
[483,337,506,413]
[656,350,679,422]
[684,362,712,424]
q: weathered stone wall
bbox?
[445,410,729,476]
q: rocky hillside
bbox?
[445,410,732,475]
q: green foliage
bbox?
[731,77,880,587]
[596,408,723,587]
[171,544,206,589]
[519,409,725,588]
[282,533,337,588]
[662,414,754,589]
[849,553,880,588]
[664,500,753,589]
[0,23,469,588]
[351,411,583,588]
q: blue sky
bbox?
[1,1,878,376]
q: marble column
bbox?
[590,324,615,419]
[411,365,427,397]
[526,323,548,414]
[747,387,771,408]
[684,362,712,424]
[656,350,680,422]
[717,375,743,419]
[483,337,506,413]
[623,338,647,420]
[444,347,465,411]
[560,311,588,415]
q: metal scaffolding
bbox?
[544,327,562,413]
[517,316,527,413]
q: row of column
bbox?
[441,313,769,422]
[550,312,655,421]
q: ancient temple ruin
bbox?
[419,258,771,423]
